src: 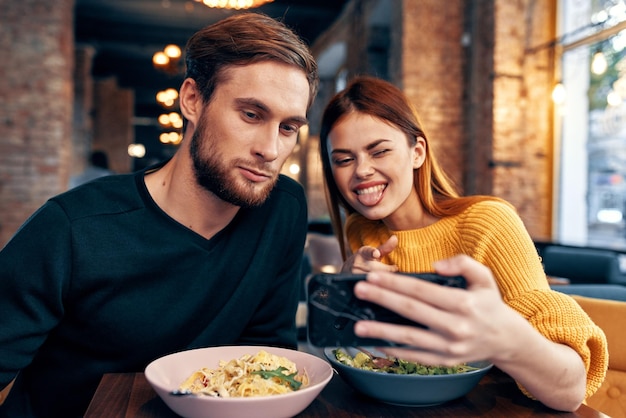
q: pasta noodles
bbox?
[178,350,309,397]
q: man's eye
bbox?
[243,110,259,121]
[280,123,299,135]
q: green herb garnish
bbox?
[251,366,303,390]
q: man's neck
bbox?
[144,153,240,240]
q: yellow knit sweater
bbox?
[345,200,608,400]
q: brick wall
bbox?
[92,77,134,174]
[72,45,96,178]
[400,0,467,190]
[491,0,556,239]
[463,0,495,196]
[0,0,74,247]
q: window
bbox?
[557,0,626,249]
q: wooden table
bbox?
[84,368,609,417]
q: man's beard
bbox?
[189,116,276,208]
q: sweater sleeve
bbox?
[457,201,608,399]
[508,289,608,399]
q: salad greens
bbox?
[334,348,479,375]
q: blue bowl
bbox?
[324,347,493,406]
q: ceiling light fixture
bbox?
[193,0,274,10]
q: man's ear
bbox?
[179,78,202,127]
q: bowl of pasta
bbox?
[145,345,333,418]
[324,347,492,406]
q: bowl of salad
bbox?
[324,347,492,406]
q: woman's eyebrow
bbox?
[365,139,390,150]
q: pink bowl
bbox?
[145,346,333,418]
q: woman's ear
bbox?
[412,136,427,169]
[179,78,201,128]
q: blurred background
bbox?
[74,0,350,169]
[2,0,626,254]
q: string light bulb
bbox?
[152,51,169,66]
[552,82,566,104]
[607,90,622,106]
[156,88,179,107]
[163,44,181,59]
[152,45,182,75]
[591,50,608,75]
[194,0,274,9]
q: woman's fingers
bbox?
[354,276,465,334]
[358,270,468,311]
[352,259,507,346]
[349,243,399,273]
[433,255,497,290]
[356,244,386,261]
[377,235,398,258]
[349,256,519,368]
[353,318,473,366]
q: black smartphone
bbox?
[306,272,466,348]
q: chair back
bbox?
[573,295,626,418]
[542,246,621,284]
[305,233,343,274]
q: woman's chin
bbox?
[359,208,391,221]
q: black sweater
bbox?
[0,169,307,417]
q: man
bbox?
[0,13,318,417]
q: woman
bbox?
[319,76,607,411]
